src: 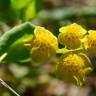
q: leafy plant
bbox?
[0,22,95,86]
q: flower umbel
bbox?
[56,53,92,86]
[84,30,96,54]
[58,23,87,49]
[31,26,58,63]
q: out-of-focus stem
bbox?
[0,78,20,96]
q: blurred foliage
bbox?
[0,0,42,25]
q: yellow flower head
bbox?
[84,30,96,54]
[56,53,92,86]
[31,26,58,63]
[58,23,87,49]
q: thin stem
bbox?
[56,48,70,54]
[56,47,84,54]
[0,78,20,96]
[71,47,84,52]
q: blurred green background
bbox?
[1,0,96,96]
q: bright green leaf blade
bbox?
[11,0,31,9]
[25,1,36,20]
[24,0,42,20]
[0,22,35,63]
[3,35,33,63]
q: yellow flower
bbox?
[84,30,96,54]
[31,26,58,63]
[56,53,92,86]
[58,23,87,49]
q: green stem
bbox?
[56,47,84,54]
[56,48,70,54]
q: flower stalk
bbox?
[0,78,20,96]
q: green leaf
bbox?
[3,35,32,63]
[0,0,19,24]
[11,0,31,9]
[24,0,42,20]
[0,0,10,9]
[0,22,35,63]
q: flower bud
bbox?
[31,26,58,63]
[58,23,87,49]
[56,53,92,86]
[84,30,96,54]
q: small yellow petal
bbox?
[59,23,87,36]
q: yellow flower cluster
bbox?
[58,23,87,49]
[25,23,94,86]
[31,26,58,63]
[56,53,92,86]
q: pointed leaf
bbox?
[0,22,35,63]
